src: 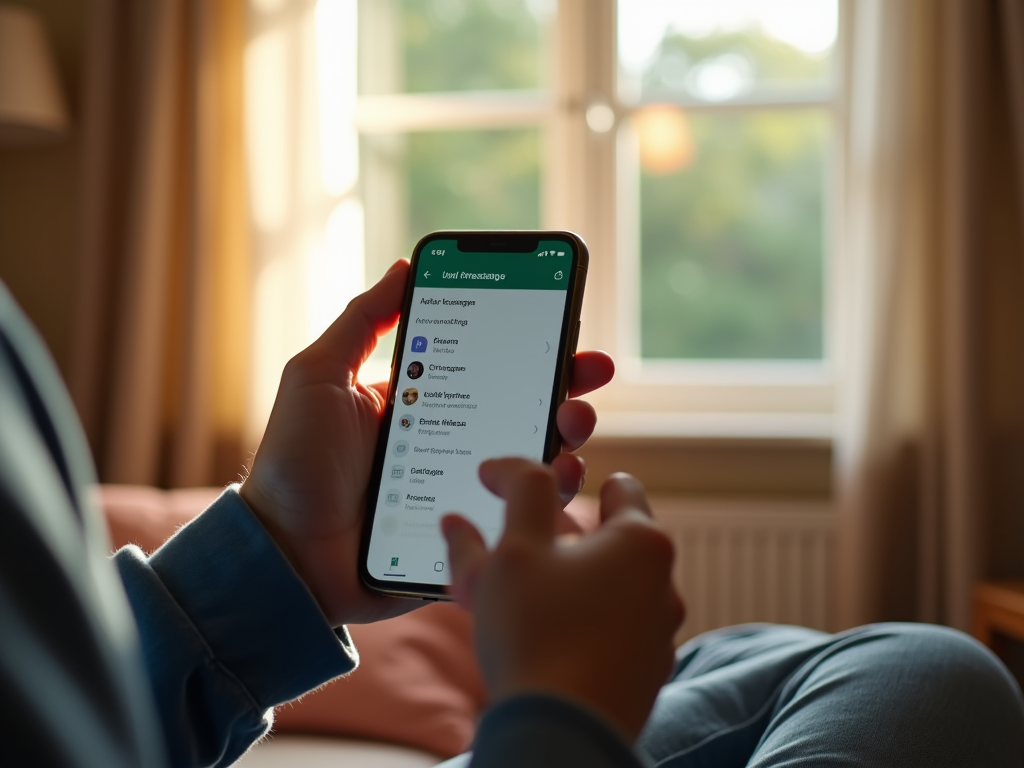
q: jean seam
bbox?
[651,686,782,767]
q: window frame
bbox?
[348,0,845,438]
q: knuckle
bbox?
[493,540,535,571]
[519,464,557,494]
[623,519,675,562]
[669,591,686,628]
[281,352,312,385]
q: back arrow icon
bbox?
[423,270,431,278]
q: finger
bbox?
[550,452,585,505]
[479,458,559,547]
[567,350,614,399]
[555,399,597,452]
[668,589,686,634]
[314,259,410,372]
[364,380,390,410]
[441,514,488,609]
[598,472,653,524]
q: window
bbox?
[245,0,841,439]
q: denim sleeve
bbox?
[114,486,358,768]
[465,695,647,768]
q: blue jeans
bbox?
[640,623,1024,767]
[443,623,1024,767]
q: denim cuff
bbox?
[471,694,645,768]
[148,485,357,708]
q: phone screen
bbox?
[363,235,584,590]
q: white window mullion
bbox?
[549,0,618,357]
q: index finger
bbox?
[567,350,614,399]
[598,472,653,524]
[479,458,560,548]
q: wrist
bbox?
[493,670,647,742]
[237,479,336,623]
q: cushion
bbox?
[233,733,440,768]
[275,603,485,757]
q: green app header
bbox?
[414,239,573,291]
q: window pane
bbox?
[359,127,540,372]
[636,108,826,360]
[618,1,838,102]
[358,0,552,95]
[360,127,541,270]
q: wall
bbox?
[0,0,85,379]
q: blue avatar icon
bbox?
[411,336,428,353]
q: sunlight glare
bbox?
[308,200,367,340]
[245,28,290,231]
[619,0,838,74]
[316,0,359,196]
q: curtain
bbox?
[836,0,1024,631]
[69,0,250,487]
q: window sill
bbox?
[593,411,833,441]
[577,413,834,499]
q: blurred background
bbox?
[1,0,1022,652]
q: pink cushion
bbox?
[99,485,222,553]
[275,603,485,756]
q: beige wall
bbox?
[0,0,85,379]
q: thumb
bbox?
[441,514,488,609]
[313,259,409,374]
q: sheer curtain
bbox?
[836,0,1024,631]
[243,0,365,446]
[70,0,250,487]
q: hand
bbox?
[239,259,614,626]
[442,459,685,742]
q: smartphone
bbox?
[359,230,589,600]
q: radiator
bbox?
[651,499,835,643]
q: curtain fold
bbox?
[70,0,250,487]
[836,0,1024,631]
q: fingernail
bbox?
[386,259,406,275]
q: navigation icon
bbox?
[423,270,431,278]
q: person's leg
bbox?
[639,623,1024,768]
[746,623,1023,767]
[639,624,837,766]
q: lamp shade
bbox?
[0,3,68,144]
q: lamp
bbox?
[0,3,68,144]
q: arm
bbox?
[113,487,356,768]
